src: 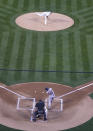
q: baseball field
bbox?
[0,0,93,131]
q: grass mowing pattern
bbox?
[0,0,93,130]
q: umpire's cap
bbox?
[45,87,49,91]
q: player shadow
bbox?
[28,18,40,22]
[49,18,70,23]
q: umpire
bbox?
[33,99,47,122]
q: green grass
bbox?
[0,0,93,130]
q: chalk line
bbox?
[56,82,93,99]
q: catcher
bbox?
[33,99,47,122]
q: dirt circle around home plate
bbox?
[15,12,74,31]
[0,82,93,131]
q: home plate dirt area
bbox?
[0,82,93,131]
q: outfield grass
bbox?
[0,0,93,130]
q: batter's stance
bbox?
[45,87,55,109]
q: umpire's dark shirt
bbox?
[35,100,45,111]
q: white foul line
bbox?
[57,82,93,99]
[0,86,26,98]
[1,82,93,100]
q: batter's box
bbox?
[16,97,36,111]
[45,98,63,112]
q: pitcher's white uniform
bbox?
[35,12,51,25]
[35,12,51,17]
[45,88,55,108]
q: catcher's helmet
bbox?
[45,87,49,91]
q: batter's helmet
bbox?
[45,87,49,91]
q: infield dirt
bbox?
[0,82,93,131]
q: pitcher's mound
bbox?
[15,12,74,31]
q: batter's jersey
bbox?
[46,88,55,97]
